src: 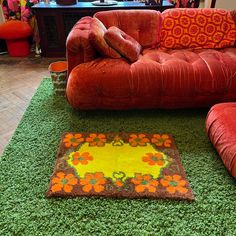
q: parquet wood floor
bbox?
[0,54,64,155]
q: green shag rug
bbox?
[1,78,236,235]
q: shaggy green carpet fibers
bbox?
[1,79,236,235]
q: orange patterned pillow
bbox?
[161,8,236,49]
[104,26,142,62]
[89,18,121,58]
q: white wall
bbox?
[204,0,236,10]
[216,0,236,10]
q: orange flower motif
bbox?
[160,175,188,194]
[86,133,106,147]
[142,152,166,166]
[164,36,175,48]
[131,174,158,193]
[179,16,191,28]
[163,18,174,29]
[115,179,124,187]
[151,134,172,147]
[129,134,149,147]
[63,133,84,148]
[71,151,93,165]
[80,172,106,193]
[51,172,78,193]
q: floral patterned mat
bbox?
[46,132,194,200]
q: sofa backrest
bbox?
[160,8,236,49]
[94,10,162,48]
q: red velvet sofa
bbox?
[66,8,236,110]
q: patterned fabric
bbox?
[231,10,236,47]
[89,18,121,59]
[46,132,194,200]
[104,26,142,62]
[161,8,236,49]
[1,0,39,44]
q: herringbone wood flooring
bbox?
[0,54,64,155]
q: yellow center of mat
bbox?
[67,142,169,181]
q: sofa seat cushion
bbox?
[142,48,236,96]
[161,8,236,49]
[66,48,236,110]
[104,26,142,62]
[206,103,236,178]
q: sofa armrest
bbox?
[66,16,98,76]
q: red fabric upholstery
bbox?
[66,17,98,76]
[94,10,162,48]
[206,103,236,179]
[89,18,121,58]
[104,26,142,62]
[161,8,236,49]
[66,9,236,110]
[67,47,236,109]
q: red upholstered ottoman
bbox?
[0,20,32,57]
[206,103,236,178]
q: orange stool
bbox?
[0,20,32,57]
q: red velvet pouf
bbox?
[0,20,32,57]
[206,103,236,179]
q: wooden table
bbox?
[32,1,174,57]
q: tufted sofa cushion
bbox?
[66,47,236,109]
[161,8,236,49]
[94,10,162,48]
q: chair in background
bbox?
[168,0,200,8]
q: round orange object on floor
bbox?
[0,20,32,57]
[48,61,68,73]
[206,103,236,179]
[48,61,68,96]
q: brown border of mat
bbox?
[46,132,194,201]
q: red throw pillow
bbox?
[89,18,121,58]
[104,26,142,62]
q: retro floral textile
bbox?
[47,132,194,200]
[0,0,40,45]
[161,8,236,49]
